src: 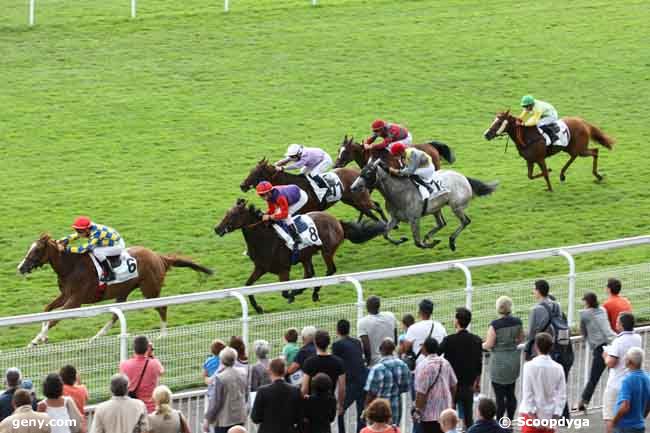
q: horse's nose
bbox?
[240,183,249,192]
[483,130,492,140]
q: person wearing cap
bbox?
[0,368,37,422]
[364,119,412,152]
[58,216,125,283]
[274,144,333,177]
[387,143,443,200]
[517,95,560,145]
[256,181,308,248]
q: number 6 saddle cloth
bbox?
[89,250,139,285]
[272,215,323,251]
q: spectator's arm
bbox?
[89,413,103,433]
[612,400,630,426]
[482,325,496,350]
[250,388,263,424]
[287,361,300,375]
[301,373,311,397]
[580,315,587,338]
[364,391,376,408]
[360,335,372,365]
[337,374,346,415]
[605,354,618,369]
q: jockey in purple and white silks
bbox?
[274,144,333,176]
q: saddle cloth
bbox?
[272,215,323,251]
[541,119,570,147]
[307,172,343,203]
[412,174,448,201]
[89,250,139,285]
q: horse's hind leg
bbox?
[246,267,266,314]
[90,296,129,343]
[155,306,168,337]
[559,153,578,182]
[580,147,602,181]
[449,208,471,251]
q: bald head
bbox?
[227,427,247,433]
[439,408,458,432]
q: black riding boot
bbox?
[286,224,302,248]
[99,259,115,283]
[541,125,559,145]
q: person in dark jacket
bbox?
[303,373,337,433]
[466,398,507,433]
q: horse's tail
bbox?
[429,141,456,164]
[586,121,615,149]
[340,220,386,244]
[466,177,499,197]
[161,255,214,275]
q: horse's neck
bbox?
[47,243,76,277]
[242,223,281,261]
[274,170,307,187]
[354,146,368,168]
[376,171,414,207]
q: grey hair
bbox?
[220,347,238,367]
[254,340,270,359]
[625,347,644,368]
[301,326,317,342]
[110,374,129,397]
[496,296,513,316]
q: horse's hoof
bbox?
[560,174,566,182]
[287,295,295,304]
[254,306,264,314]
[400,237,408,243]
[312,292,320,302]
[426,239,441,248]
[449,238,456,251]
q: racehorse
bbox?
[334,135,456,169]
[214,198,386,314]
[17,234,213,346]
[483,111,615,191]
[351,160,498,250]
[239,158,387,222]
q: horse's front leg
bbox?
[422,211,446,247]
[246,267,266,314]
[383,217,408,245]
[29,296,81,347]
[538,161,553,191]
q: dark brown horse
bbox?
[17,234,213,346]
[214,199,385,314]
[334,135,456,169]
[484,111,615,191]
[239,158,387,221]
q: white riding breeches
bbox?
[301,154,333,176]
[281,190,309,224]
[92,239,126,261]
[387,132,413,152]
[414,165,436,183]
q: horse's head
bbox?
[484,110,514,141]
[214,199,261,236]
[350,158,383,193]
[240,158,276,192]
[334,135,361,168]
[17,234,59,275]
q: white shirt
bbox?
[519,354,566,421]
[358,312,397,366]
[605,331,642,390]
[405,320,447,366]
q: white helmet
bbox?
[285,144,304,158]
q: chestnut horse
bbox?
[239,158,387,222]
[484,111,615,191]
[17,234,213,346]
[214,199,385,314]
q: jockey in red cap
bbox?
[364,119,413,152]
[388,143,442,200]
[256,181,309,247]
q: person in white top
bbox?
[603,312,642,433]
[357,296,397,366]
[402,299,447,368]
[519,332,566,432]
[37,374,82,433]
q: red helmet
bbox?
[72,216,92,230]
[390,142,407,155]
[256,181,273,195]
[371,119,386,131]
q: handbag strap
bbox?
[414,322,436,360]
[424,361,443,397]
[132,359,150,394]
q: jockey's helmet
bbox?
[285,144,304,159]
[389,142,407,155]
[72,216,92,231]
[521,95,535,107]
[256,181,273,196]
[371,119,387,132]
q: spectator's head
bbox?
[418,299,434,319]
[152,385,173,417]
[337,319,351,337]
[133,335,149,355]
[366,296,381,314]
[59,365,77,386]
[110,374,129,397]
[582,292,599,309]
[285,328,298,343]
[421,337,439,356]
[606,278,622,296]
[227,426,247,433]
[210,339,226,357]
[379,338,396,357]
[401,313,415,330]
[314,330,331,352]
[220,347,238,368]
[477,397,497,421]
[496,296,513,316]
[4,368,21,389]
[533,280,550,299]
[311,373,333,396]
[229,336,247,361]
[534,332,553,355]
[268,358,286,379]
[42,373,63,400]
[365,398,392,424]
[618,312,635,333]
[439,408,459,432]
[455,307,472,330]
[301,326,317,344]
[12,389,32,409]
[625,347,644,371]
[254,340,270,360]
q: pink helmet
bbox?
[371,119,386,131]
[72,216,92,230]
[390,142,407,155]
[256,181,273,195]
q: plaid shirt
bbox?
[61,223,122,254]
[414,354,457,422]
[364,355,411,424]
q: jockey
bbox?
[364,119,412,152]
[274,144,333,189]
[388,142,441,197]
[518,95,560,145]
[256,181,309,248]
[59,216,125,282]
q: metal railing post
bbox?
[29,0,35,26]
[345,277,364,326]
[224,0,229,12]
[557,249,576,329]
[108,307,128,362]
[453,263,473,329]
[230,292,249,351]
[131,0,136,18]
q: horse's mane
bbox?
[247,204,264,220]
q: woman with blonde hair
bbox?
[360,398,400,433]
[148,385,191,433]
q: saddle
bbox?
[107,255,123,268]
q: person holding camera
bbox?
[119,335,165,413]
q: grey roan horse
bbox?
[351,160,498,250]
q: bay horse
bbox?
[483,111,615,191]
[239,158,387,222]
[17,234,213,346]
[334,135,456,169]
[214,198,385,314]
